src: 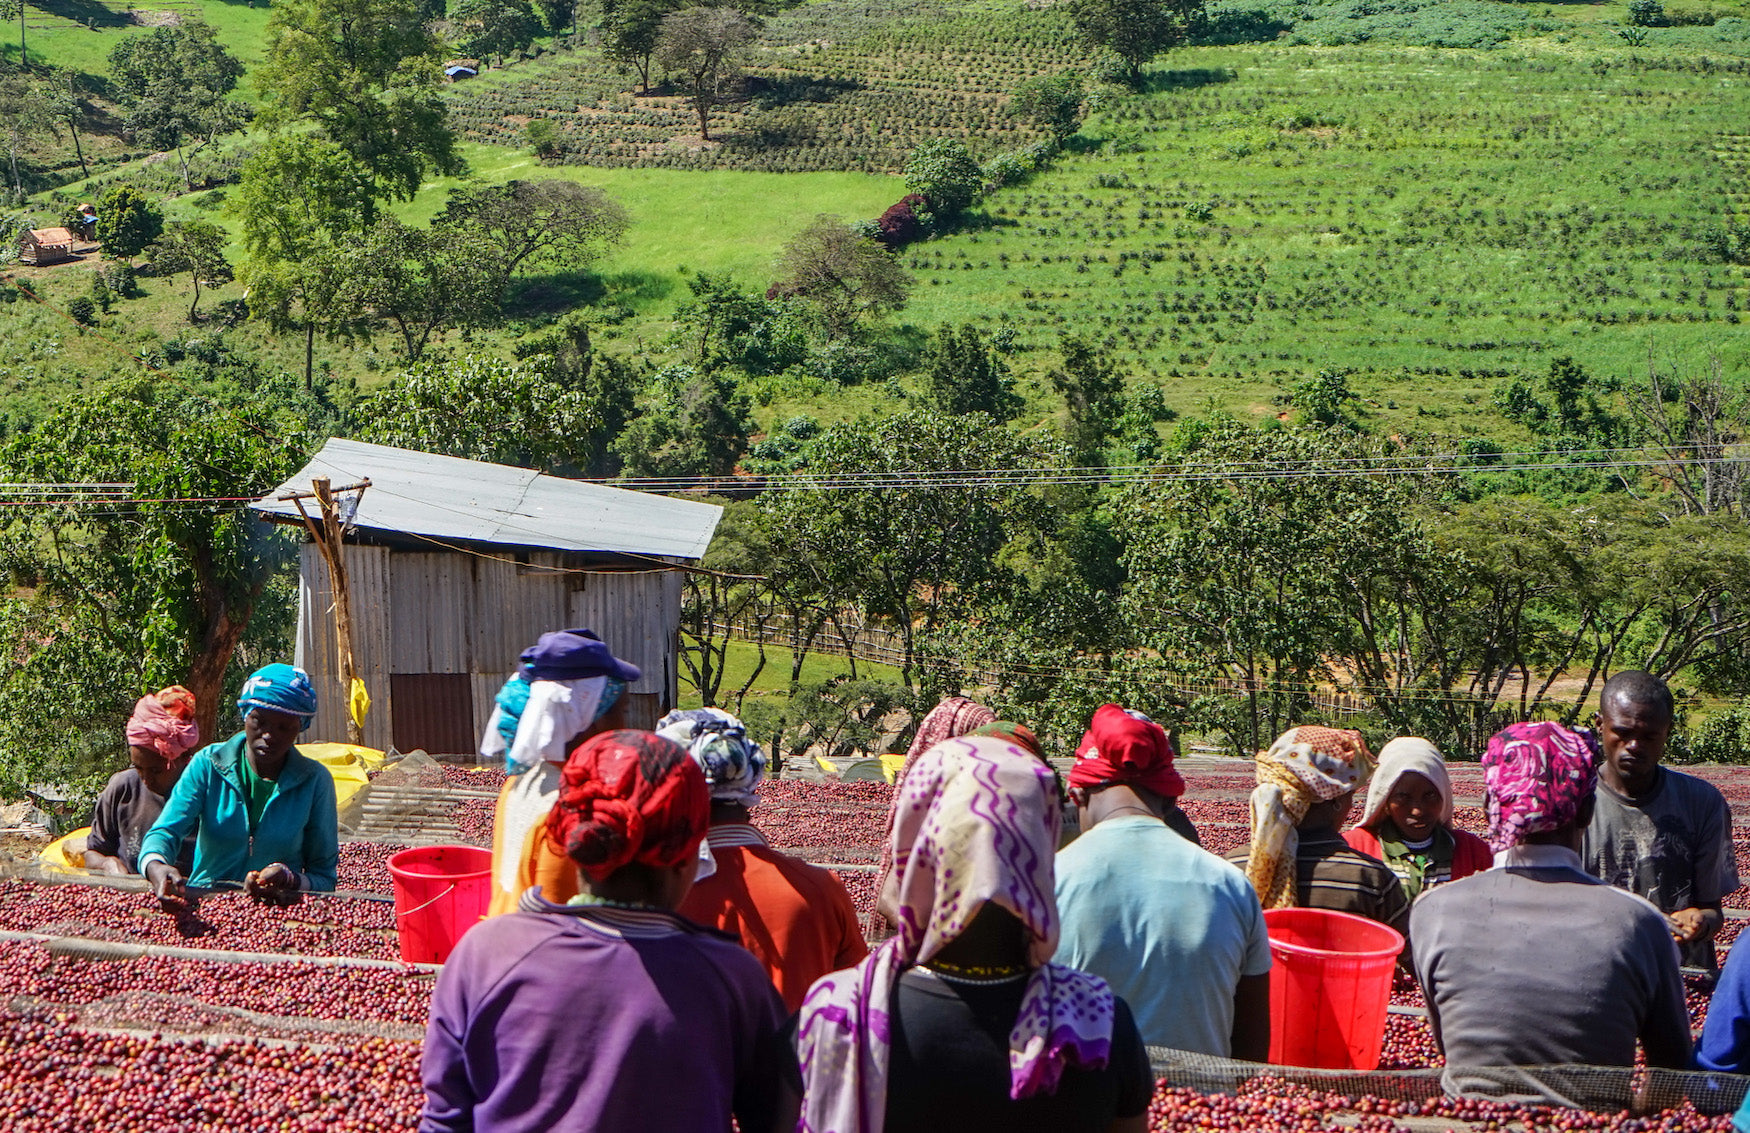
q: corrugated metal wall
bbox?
[296,544,685,755]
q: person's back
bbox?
[1060,816,1268,1055]
[1412,854,1689,1100]
[422,897,792,1133]
[882,967,1150,1133]
[679,827,868,1012]
[1225,830,1408,937]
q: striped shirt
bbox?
[1227,830,1410,940]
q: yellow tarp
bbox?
[39,828,89,872]
[38,744,388,874]
[298,742,389,808]
[880,751,906,784]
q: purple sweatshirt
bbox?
[419,893,796,1133]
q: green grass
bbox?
[676,639,901,709]
[2,0,276,80]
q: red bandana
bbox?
[1068,704,1186,799]
[545,730,709,883]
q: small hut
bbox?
[19,228,76,266]
[250,438,723,755]
[444,61,479,81]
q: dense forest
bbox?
[3,0,1750,804]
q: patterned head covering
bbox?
[1358,737,1452,833]
[969,720,1044,759]
[657,707,766,808]
[796,735,1115,1133]
[874,697,999,922]
[544,730,709,884]
[1481,722,1600,853]
[125,686,200,761]
[1068,703,1186,799]
[1243,725,1372,909]
[236,664,318,732]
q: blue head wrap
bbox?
[495,673,531,753]
[237,664,319,732]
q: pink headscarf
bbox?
[795,736,1115,1133]
[125,686,200,760]
[1481,721,1600,853]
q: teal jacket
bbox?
[139,732,339,892]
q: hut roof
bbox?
[251,438,723,561]
[27,227,76,245]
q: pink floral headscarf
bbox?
[1481,721,1600,853]
[794,736,1115,1133]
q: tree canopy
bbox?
[772,215,912,340]
[655,6,758,141]
[107,21,249,192]
[1068,0,1205,82]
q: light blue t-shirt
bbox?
[1054,815,1271,1056]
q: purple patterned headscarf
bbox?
[1481,722,1601,852]
[794,735,1116,1133]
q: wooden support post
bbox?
[292,477,369,745]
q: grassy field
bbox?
[675,640,900,710]
[9,0,1750,438]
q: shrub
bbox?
[903,139,984,220]
[1628,0,1664,25]
[67,297,97,326]
[876,194,928,250]
[1677,699,1750,765]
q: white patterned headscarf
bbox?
[794,736,1116,1133]
[657,708,766,809]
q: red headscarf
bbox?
[544,730,709,884]
[1068,703,1185,799]
[125,686,200,760]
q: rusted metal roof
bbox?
[252,438,722,561]
[26,228,76,245]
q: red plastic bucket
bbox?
[387,845,493,964]
[1263,907,1403,1070]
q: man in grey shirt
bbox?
[1412,720,1691,1106]
[1583,670,1737,970]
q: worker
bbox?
[84,686,201,876]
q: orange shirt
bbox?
[679,824,869,1012]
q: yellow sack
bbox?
[39,827,91,873]
[879,751,907,784]
[814,753,837,774]
[349,678,371,730]
[297,742,386,809]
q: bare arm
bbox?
[1230,973,1271,1062]
[82,849,130,876]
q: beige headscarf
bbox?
[1243,726,1372,909]
[1357,737,1452,834]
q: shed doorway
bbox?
[390,673,477,756]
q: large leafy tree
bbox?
[448,0,542,58]
[0,70,56,203]
[1068,0,1204,83]
[1009,72,1086,143]
[613,364,755,479]
[235,135,376,384]
[255,0,460,209]
[0,365,331,782]
[772,215,912,340]
[107,21,249,192]
[601,0,676,94]
[902,139,983,221]
[95,184,163,262]
[147,219,231,320]
[925,324,1020,421]
[434,179,629,303]
[324,218,501,360]
[655,6,757,141]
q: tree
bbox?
[655,6,758,141]
[0,0,25,69]
[327,218,501,360]
[902,139,983,221]
[147,220,231,320]
[433,179,628,302]
[96,185,164,262]
[0,366,329,775]
[354,352,635,473]
[613,365,755,478]
[925,324,1020,420]
[1051,335,1126,463]
[448,0,542,58]
[255,0,460,210]
[235,135,376,384]
[601,0,676,94]
[1068,0,1204,83]
[772,215,912,340]
[1009,72,1086,144]
[107,21,249,193]
[760,411,1059,685]
[671,272,807,374]
[525,118,562,160]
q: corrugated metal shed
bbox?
[250,438,722,560]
